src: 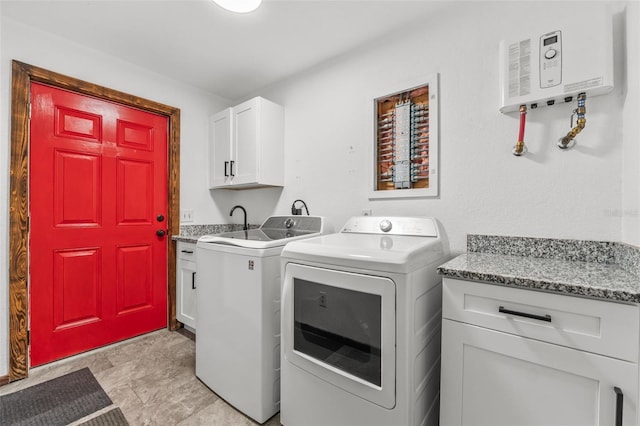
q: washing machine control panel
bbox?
[342,216,438,237]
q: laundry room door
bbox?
[29,82,168,367]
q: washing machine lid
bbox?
[198,215,333,249]
[282,217,446,273]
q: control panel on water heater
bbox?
[499,5,613,113]
[540,30,561,89]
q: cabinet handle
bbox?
[224,161,229,177]
[614,387,623,426]
[192,272,196,290]
[498,306,551,322]
[230,160,235,177]
[181,250,194,254]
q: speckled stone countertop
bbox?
[172,224,257,243]
[437,235,640,304]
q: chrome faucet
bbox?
[230,205,248,231]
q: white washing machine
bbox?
[280,216,448,426]
[195,215,332,424]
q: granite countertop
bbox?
[437,235,640,304]
[173,235,201,243]
[172,223,258,243]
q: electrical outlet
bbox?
[181,209,194,222]
[362,209,372,216]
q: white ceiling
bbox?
[1,0,449,100]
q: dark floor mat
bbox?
[0,367,113,426]
[79,407,129,426]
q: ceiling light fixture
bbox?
[213,0,263,13]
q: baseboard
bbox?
[0,374,9,386]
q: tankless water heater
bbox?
[499,7,614,113]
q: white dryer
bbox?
[280,216,448,426]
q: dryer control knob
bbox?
[379,219,392,233]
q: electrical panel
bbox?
[375,85,430,191]
[499,8,613,113]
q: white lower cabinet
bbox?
[441,278,639,426]
[176,241,197,329]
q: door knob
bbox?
[156,229,166,237]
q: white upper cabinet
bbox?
[209,108,232,188]
[208,97,284,189]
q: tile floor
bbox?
[0,329,282,426]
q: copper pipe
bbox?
[558,93,586,149]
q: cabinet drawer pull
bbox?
[192,272,196,290]
[181,250,194,254]
[224,161,229,177]
[230,160,235,177]
[498,306,551,322]
[614,387,623,426]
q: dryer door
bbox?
[282,262,396,409]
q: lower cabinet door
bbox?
[440,320,638,426]
[177,258,197,329]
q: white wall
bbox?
[234,1,637,252]
[622,2,640,245]
[0,16,230,377]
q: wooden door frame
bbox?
[8,60,181,382]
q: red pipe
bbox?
[513,105,527,156]
[518,105,526,142]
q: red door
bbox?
[29,82,168,366]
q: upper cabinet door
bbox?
[208,97,284,189]
[232,98,259,186]
[209,108,232,188]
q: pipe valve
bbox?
[558,93,586,150]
